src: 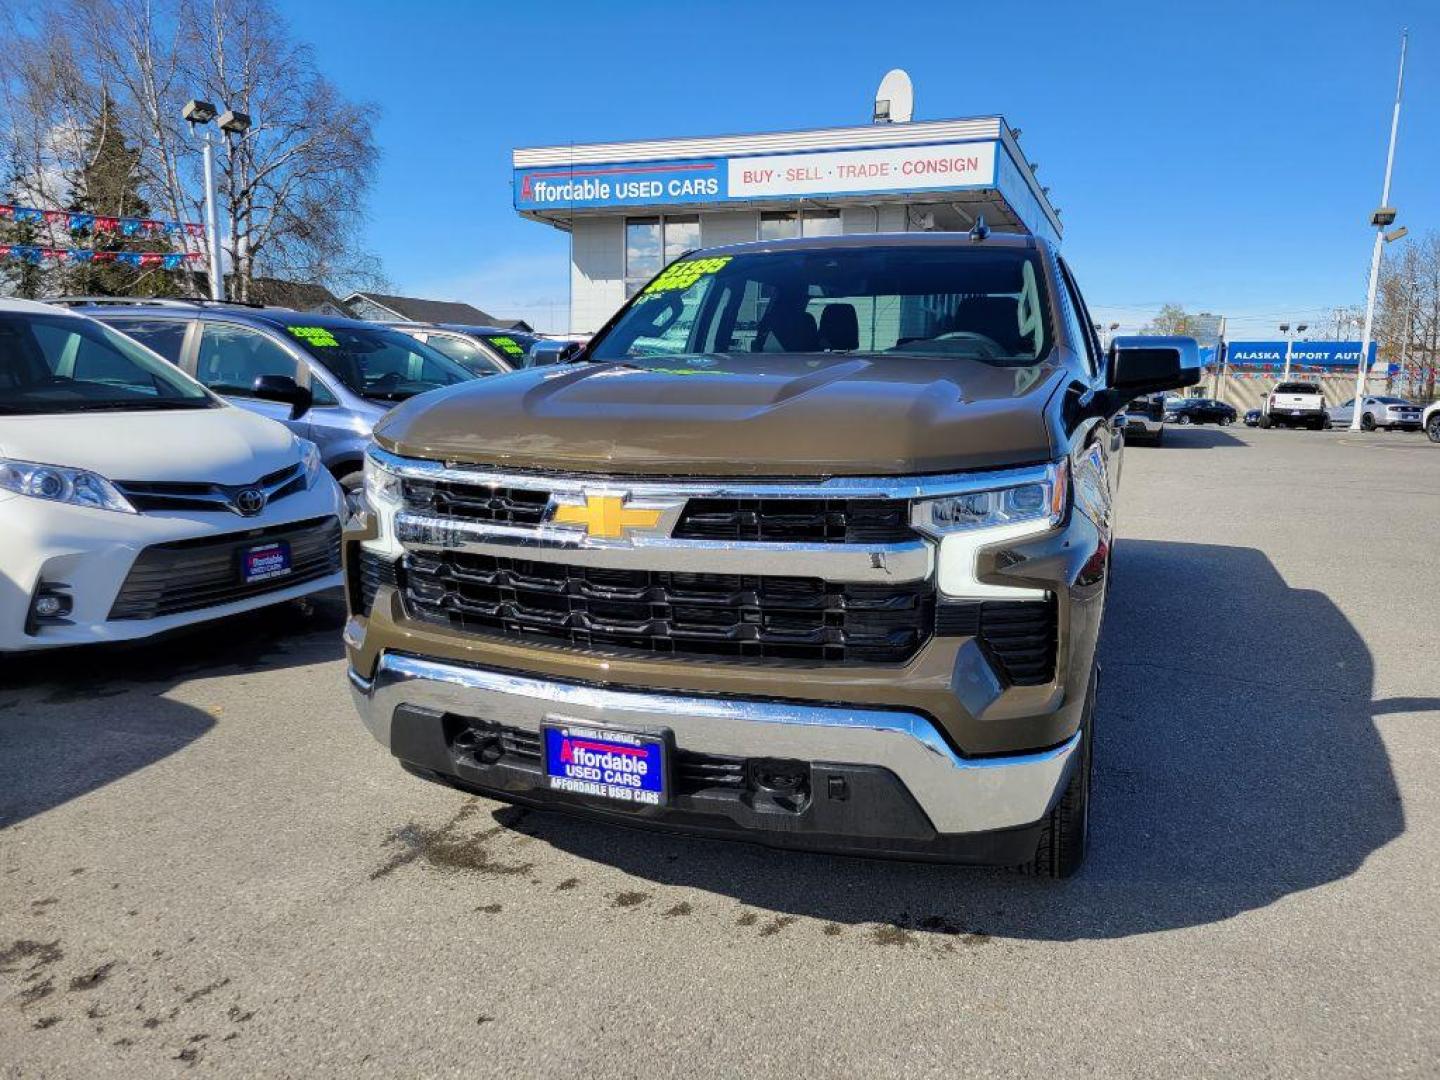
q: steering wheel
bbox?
[933,331,1007,359]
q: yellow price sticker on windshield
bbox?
[639,256,732,299]
[288,325,339,347]
[488,336,526,357]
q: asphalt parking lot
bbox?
[2,425,1438,1078]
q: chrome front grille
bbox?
[116,462,305,516]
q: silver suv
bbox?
[59,299,477,513]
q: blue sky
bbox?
[285,0,1438,336]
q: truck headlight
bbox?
[0,457,136,514]
[912,463,1067,599]
[913,465,1066,536]
[363,448,403,510]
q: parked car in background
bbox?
[1243,409,1261,427]
[1424,400,1440,443]
[1163,397,1236,426]
[1121,394,1166,445]
[1325,395,1423,431]
[390,323,541,376]
[0,297,344,651]
[1260,381,1326,430]
[58,299,477,514]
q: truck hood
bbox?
[0,405,301,485]
[374,354,1063,476]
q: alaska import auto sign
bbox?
[1225,341,1378,369]
[513,140,998,210]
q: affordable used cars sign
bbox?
[514,140,998,210]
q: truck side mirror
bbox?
[252,373,313,420]
[1108,336,1201,396]
[528,340,583,367]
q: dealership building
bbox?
[512,115,1061,333]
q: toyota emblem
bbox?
[234,488,266,516]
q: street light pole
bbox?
[199,128,223,300]
[1281,323,1293,381]
[1351,29,1409,430]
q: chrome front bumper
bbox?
[348,652,1078,836]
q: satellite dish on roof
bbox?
[873,69,914,124]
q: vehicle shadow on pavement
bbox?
[495,542,1415,940]
[0,591,346,827]
[1144,426,1246,448]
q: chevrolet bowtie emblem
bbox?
[551,494,663,539]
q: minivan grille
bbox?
[109,516,340,620]
[402,552,933,664]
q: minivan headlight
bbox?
[0,458,136,514]
[912,464,1066,536]
[297,437,324,488]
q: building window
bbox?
[760,211,800,241]
[802,210,843,236]
[624,217,663,297]
[626,216,706,297]
[663,216,701,263]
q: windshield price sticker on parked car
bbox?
[638,256,732,300]
[486,336,526,358]
[287,325,339,347]
[542,723,666,806]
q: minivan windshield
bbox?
[588,246,1052,367]
[281,322,475,401]
[0,310,213,415]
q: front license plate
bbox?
[542,722,667,806]
[242,540,292,584]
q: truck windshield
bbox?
[282,322,475,401]
[588,246,1052,367]
[0,311,213,414]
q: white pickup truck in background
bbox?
[1260,381,1326,430]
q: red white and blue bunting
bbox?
[0,203,205,238]
[0,244,203,270]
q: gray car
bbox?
[59,299,477,512]
[1325,395,1424,431]
[389,323,546,375]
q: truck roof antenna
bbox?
[968,214,990,242]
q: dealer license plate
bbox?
[242,540,292,584]
[542,722,667,806]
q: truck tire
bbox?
[1020,667,1095,879]
[1259,414,1273,429]
[1428,414,1440,443]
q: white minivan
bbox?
[0,298,344,651]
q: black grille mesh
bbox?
[673,497,915,544]
[401,478,549,526]
[935,597,1057,686]
[402,552,933,664]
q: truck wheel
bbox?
[1021,667,1095,879]
[1361,413,1376,431]
[1259,414,1273,429]
[1428,415,1440,443]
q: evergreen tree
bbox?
[61,91,181,297]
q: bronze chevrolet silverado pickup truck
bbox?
[344,230,1197,877]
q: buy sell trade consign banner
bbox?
[513,140,999,211]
